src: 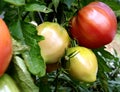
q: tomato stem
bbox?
[71,39,78,47]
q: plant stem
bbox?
[38,12,44,23]
[22,12,29,21]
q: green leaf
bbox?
[52,0,60,12]
[115,10,120,17]
[12,38,29,55]
[21,22,46,77]
[97,53,112,72]
[36,76,51,92]
[98,47,115,60]
[93,48,112,72]
[63,0,75,9]
[12,56,39,92]
[4,0,25,6]
[100,0,120,11]
[25,3,53,13]
[9,20,24,40]
[80,0,94,7]
[109,80,120,85]
[0,0,6,14]
[9,20,46,77]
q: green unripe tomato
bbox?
[37,22,70,64]
[0,74,20,92]
[65,46,98,82]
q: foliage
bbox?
[0,0,120,92]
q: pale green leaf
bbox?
[4,0,25,6]
[10,20,46,77]
[12,56,39,92]
[52,0,60,12]
[25,3,53,13]
[63,0,75,9]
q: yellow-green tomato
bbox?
[65,46,98,82]
[37,22,70,64]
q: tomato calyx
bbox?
[65,50,80,63]
[61,49,79,70]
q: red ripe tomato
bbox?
[0,19,12,76]
[70,1,117,48]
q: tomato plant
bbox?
[65,46,98,82]
[70,1,117,48]
[0,0,120,92]
[0,18,12,77]
[37,22,70,64]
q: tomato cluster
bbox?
[0,1,117,83]
[36,1,117,82]
[36,22,98,82]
